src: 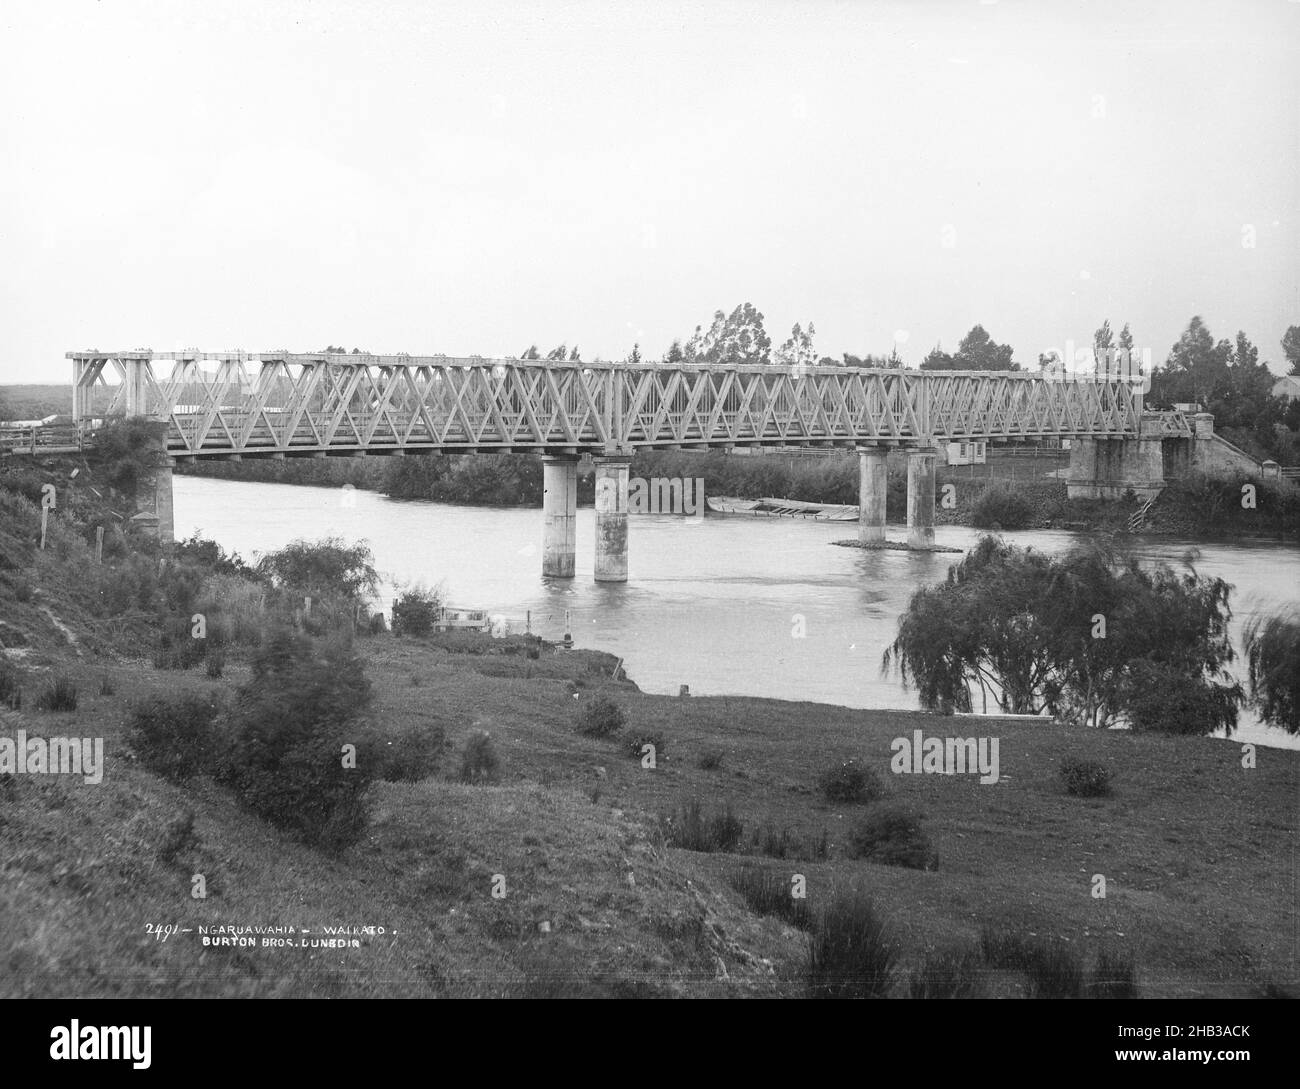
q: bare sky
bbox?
[1,0,1296,384]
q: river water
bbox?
[173,476,1300,751]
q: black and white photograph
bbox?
[0,0,1296,1061]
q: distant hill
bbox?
[0,384,113,421]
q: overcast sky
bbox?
[1,0,1296,384]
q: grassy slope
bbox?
[1,620,1295,998]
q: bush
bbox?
[625,731,664,762]
[1122,659,1241,736]
[807,889,898,998]
[458,730,500,784]
[0,658,23,710]
[128,694,223,782]
[747,821,797,859]
[909,948,987,998]
[392,586,441,637]
[1087,949,1137,998]
[156,810,199,866]
[848,803,937,870]
[980,928,1084,998]
[218,628,374,851]
[697,749,724,771]
[35,676,78,712]
[371,724,445,783]
[971,483,1034,530]
[368,612,388,636]
[575,694,625,738]
[817,759,886,804]
[730,864,811,930]
[1059,756,1111,797]
[97,674,115,697]
[660,798,744,853]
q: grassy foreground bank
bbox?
[2,619,1295,998]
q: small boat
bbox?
[434,607,490,632]
[706,496,859,522]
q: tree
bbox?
[664,339,685,366]
[254,537,380,605]
[626,343,642,365]
[683,304,772,366]
[773,322,818,370]
[955,325,1018,371]
[1150,316,1233,407]
[568,345,581,362]
[919,326,1017,371]
[882,537,1241,731]
[519,345,541,360]
[545,344,568,361]
[1093,320,1114,362]
[1243,612,1300,733]
[1283,326,1300,376]
[920,344,955,371]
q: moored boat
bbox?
[706,496,859,521]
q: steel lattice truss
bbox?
[69,351,1144,458]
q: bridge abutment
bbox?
[594,456,631,583]
[1067,415,1168,499]
[857,447,888,545]
[541,456,578,578]
[906,450,937,549]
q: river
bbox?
[173,475,1300,751]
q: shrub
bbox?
[625,731,665,762]
[392,586,441,637]
[1087,949,1137,998]
[807,889,898,998]
[13,579,33,603]
[369,724,445,783]
[128,694,223,782]
[218,628,373,851]
[817,759,886,804]
[1059,756,1111,797]
[35,676,78,712]
[368,612,388,635]
[97,674,115,697]
[909,948,987,998]
[0,658,23,710]
[971,483,1034,530]
[660,798,744,853]
[747,821,796,859]
[1122,659,1241,736]
[697,749,724,771]
[848,803,937,870]
[575,694,625,738]
[458,730,500,784]
[730,864,811,930]
[980,927,1084,998]
[254,537,380,604]
[156,810,198,866]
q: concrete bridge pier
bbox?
[906,449,937,549]
[132,451,175,545]
[857,446,888,545]
[594,456,631,583]
[541,456,578,577]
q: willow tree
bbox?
[1243,612,1300,734]
[882,537,1241,731]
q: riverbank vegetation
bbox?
[884,536,1244,730]
[2,449,1296,997]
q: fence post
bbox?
[95,526,104,564]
